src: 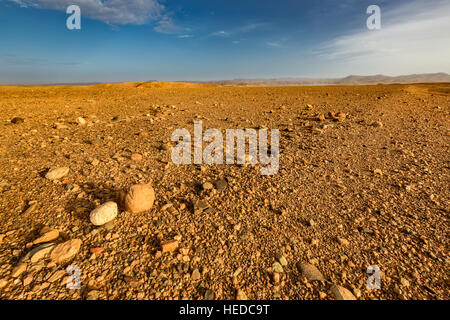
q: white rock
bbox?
[90,201,118,226]
[76,117,86,125]
[45,167,69,180]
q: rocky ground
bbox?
[0,83,448,300]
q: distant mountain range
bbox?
[210,73,450,86]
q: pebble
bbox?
[400,277,410,287]
[123,184,155,213]
[50,239,82,264]
[215,179,228,192]
[161,240,178,253]
[296,263,325,281]
[45,167,69,180]
[48,270,66,283]
[337,237,350,246]
[33,229,59,244]
[272,262,284,273]
[204,289,215,300]
[202,182,214,190]
[191,268,201,281]
[11,117,25,124]
[373,121,383,128]
[90,201,118,226]
[76,117,86,125]
[276,253,288,267]
[236,289,248,300]
[30,243,56,263]
[330,284,357,300]
[131,153,142,161]
[11,263,27,278]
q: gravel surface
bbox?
[0,83,448,300]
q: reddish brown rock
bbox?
[50,239,82,264]
[124,184,155,213]
[161,240,178,253]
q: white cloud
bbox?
[319,0,450,74]
[210,30,229,37]
[9,0,164,25]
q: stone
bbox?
[76,117,86,125]
[202,182,213,190]
[33,229,59,244]
[215,179,228,192]
[50,239,82,264]
[23,275,33,286]
[45,167,69,180]
[90,247,104,255]
[296,263,325,281]
[11,263,27,278]
[337,237,350,246]
[193,200,209,213]
[335,112,346,119]
[276,253,288,266]
[161,240,178,253]
[204,289,215,300]
[90,201,118,226]
[131,153,142,161]
[272,262,284,273]
[191,268,201,281]
[330,284,357,300]
[372,121,383,128]
[236,289,248,300]
[30,243,57,263]
[11,117,25,124]
[400,277,410,287]
[48,270,66,283]
[123,184,155,213]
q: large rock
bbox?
[123,184,155,213]
[50,239,81,264]
[33,228,59,244]
[330,285,357,300]
[296,262,325,281]
[90,201,118,226]
[45,167,69,180]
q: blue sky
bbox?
[1,0,449,84]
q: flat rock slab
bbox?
[45,167,69,180]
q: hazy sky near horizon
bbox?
[1,0,449,83]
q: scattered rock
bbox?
[204,289,215,300]
[161,240,178,253]
[236,289,248,300]
[45,167,69,180]
[276,253,288,266]
[337,237,350,246]
[33,229,59,244]
[123,184,155,213]
[272,262,284,273]
[90,201,118,226]
[202,182,213,190]
[50,239,82,264]
[372,121,383,128]
[11,263,27,278]
[131,153,142,161]
[76,117,86,125]
[330,284,357,300]
[296,263,325,281]
[193,200,209,213]
[215,179,228,192]
[191,268,201,281]
[11,117,24,124]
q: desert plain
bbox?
[0,82,448,300]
